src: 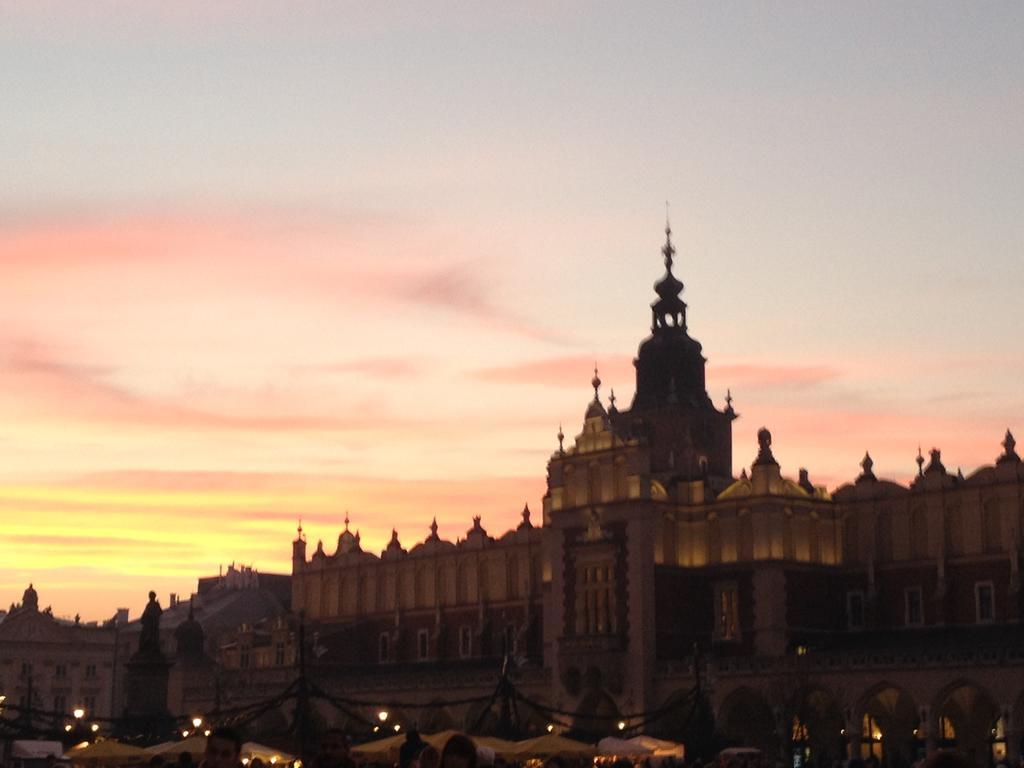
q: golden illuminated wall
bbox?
[841,484,1023,565]
[294,540,543,621]
[665,503,842,567]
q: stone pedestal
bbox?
[120,651,173,739]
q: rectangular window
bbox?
[976,582,995,623]
[459,626,473,658]
[847,591,865,630]
[274,643,285,666]
[85,664,97,679]
[55,664,67,679]
[378,633,390,663]
[417,630,429,660]
[714,583,740,641]
[905,587,923,626]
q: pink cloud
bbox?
[471,354,634,389]
[711,362,842,389]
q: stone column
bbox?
[919,706,937,758]
[845,708,861,761]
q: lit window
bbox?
[714,583,739,640]
[861,714,883,760]
[975,582,995,623]
[905,587,924,626]
[847,591,865,630]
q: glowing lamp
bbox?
[73,708,85,720]
[378,710,389,722]
[546,724,554,733]
[64,725,73,733]
[394,724,401,732]
[182,730,190,738]
[617,721,626,731]
[90,724,100,733]
[192,717,203,728]
[204,730,211,737]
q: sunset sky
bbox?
[1,2,1021,620]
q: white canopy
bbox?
[598,738,653,757]
[12,741,66,759]
[627,737,684,758]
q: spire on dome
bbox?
[344,511,350,532]
[752,427,777,467]
[520,502,532,529]
[428,517,439,540]
[651,217,687,332]
[998,429,1020,464]
[858,451,876,482]
[916,445,925,476]
[557,423,564,454]
[585,367,608,420]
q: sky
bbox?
[0,1,1021,621]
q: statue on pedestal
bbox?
[139,591,163,654]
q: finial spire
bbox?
[859,451,876,481]
[592,364,601,401]
[609,388,617,410]
[998,429,1020,464]
[557,423,565,454]
[344,511,350,531]
[662,217,676,272]
[916,445,924,476]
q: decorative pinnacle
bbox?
[725,389,733,410]
[860,451,875,478]
[557,423,565,453]
[592,365,601,400]
[662,216,676,271]
[343,511,350,531]
[429,517,438,538]
[609,388,617,410]
[916,445,925,476]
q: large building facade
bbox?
[289,225,1024,767]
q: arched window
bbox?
[861,713,883,760]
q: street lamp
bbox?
[90,724,100,733]
[192,717,203,729]
[394,724,401,733]
[378,710,389,723]
[73,707,85,720]
[617,721,626,731]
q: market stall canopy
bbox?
[65,740,149,765]
[627,737,684,759]
[13,741,65,759]
[510,735,597,759]
[597,737,653,757]
[241,742,296,764]
[350,734,406,760]
[146,735,207,758]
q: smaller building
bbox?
[0,585,118,728]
